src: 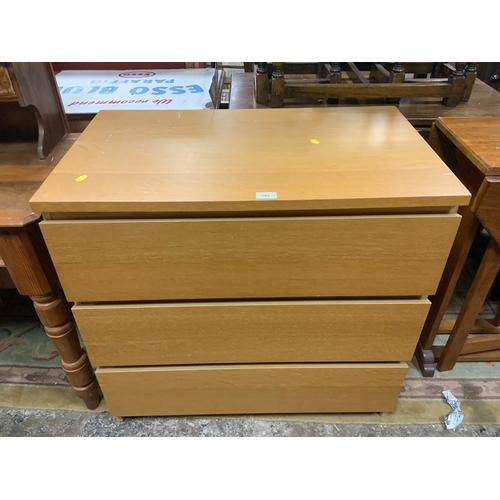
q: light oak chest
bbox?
[30,107,470,417]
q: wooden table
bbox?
[0,136,101,409]
[30,107,469,417]
[230,73,500,132]
[416,117,500,375]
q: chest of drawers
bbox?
[30,107,470,417]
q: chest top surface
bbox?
[30,107,470,214]
[436,116,500,176]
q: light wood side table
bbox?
[30,107,470,417]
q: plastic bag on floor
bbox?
[443,390,464,430]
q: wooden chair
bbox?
[255,63,477,108]
[0,63,68,159]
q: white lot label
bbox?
[256,192,278,199]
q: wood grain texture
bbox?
[451,150,484,198]
[73,299,430,366]
[432,346,500,362]
[438,319,500,335]
[418,116,500,374]
[346,63,368,84]
[0,135,77,227]
[419,206,481,350]
[228,74,500,128]
[29,107,470,215]
[7,63,69,159]
[284,83,451,100]
[437,239,500,371]
[40,214,461,302]
[96,363,408,417]
[473,177,500,244]
[0,223,101,409]
[459,335,500,355]
[436,116,500,175]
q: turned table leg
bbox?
[415,206,481,376]
[0,222,101,409]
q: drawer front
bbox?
[74,299,430,366]
[96,363,408,417]
[41,214,461,302]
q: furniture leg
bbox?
[388,63,405,103]
[415,206,480,375]
[316,63,325,78]
[462,63,477,102]
[437,238,500,371]
[255,62,269,105]
[326,63,341,104]
[443,63,466,106]
[270,63,285,108]
[0,222,101,409]
[492,305,500,328]
[329,63,342,83]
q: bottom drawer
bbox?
[97,363,408,417]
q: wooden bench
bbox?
[255,63,476,108]
[230,70,500,138]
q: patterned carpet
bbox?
[0,291,70,389]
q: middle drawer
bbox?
[74,299,430,366]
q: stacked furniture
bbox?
[255,63,477,108]
[230,69,500,139]
[30,107,470,417]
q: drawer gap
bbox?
[75,296,425,307]
[97,361,409,371]
[45,206,459,220]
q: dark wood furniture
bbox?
[0,62,102,411]
[52,63,207,71]
[0,63,69,159]
[0,137,101,409]
[255,63,476,108]
[230,72,500,135]
[416,117,500,376]
[477,63,500,91]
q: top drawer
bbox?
[40,214,460,302]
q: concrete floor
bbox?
[1,408,499,436]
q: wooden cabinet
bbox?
[30,107,470,417]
